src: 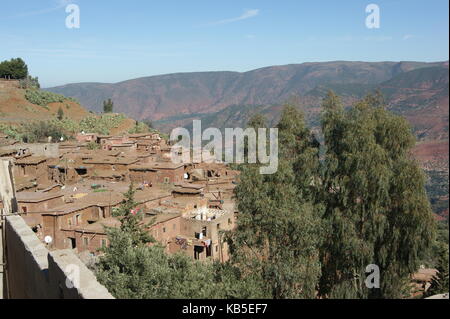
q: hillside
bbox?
[0,80,91,124]
[0,80,138,138]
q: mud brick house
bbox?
[128,133,156,141]
[47,159,93,185]
[16,191,65,215]
[159,196,208,213]
[172,183,205,198]
[89,169,126,182]
[136,140,160,153]
[14,156,49,184]
[83,156,139,174]
[42,187,171,253]
[98,136,131,151]
[133,187,172,211]
[135,153,154,164]
[109,143,136,153]
[76,133,97,143]
[129,162,185,185]
[146,213,182,253]
[40,194,124,250]
[0,148,17,158]
[177,208,235,262]
[74,217,121,254]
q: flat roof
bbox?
[129,162,184,170]
[15,156,47,165]
[16,191,63,203]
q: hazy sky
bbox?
[0,0,448,87]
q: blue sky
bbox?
[0,0,448,87]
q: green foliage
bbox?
[79,114,126,135]
[86,141,100,150]
[128,121,150,134]
[228,105,324,299]
[103,98,114,113]
[0,57,28,79]
[19,75,40,89]
[424,243,449,297]
[25,89,78,107]
[21,120,68,143]
[57,107,64,120]
[142,119,153,129]
[425,170,449,215]
[0,124,22,141]
[111,184,154,246]
[319,90,436,299]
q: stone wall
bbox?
[4,215,114,299]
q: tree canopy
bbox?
[103,98,114,113]
[0,58,28,80]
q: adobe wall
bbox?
[1,143,59,158]
[4,215,114,299]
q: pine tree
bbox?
[319,91,436,298]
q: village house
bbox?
[14,156,49,184]
[129,162,185,185]
[74,217,121,254]
[76,132,98,143]
[83,156,139,176]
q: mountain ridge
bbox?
[46,61,448,122]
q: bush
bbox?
[25,89,78,107]
[19,75,40,89]
[21,121,67,143]
[0,124,22,140]
[128,121,150,134]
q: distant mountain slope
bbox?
[46,61,446,121]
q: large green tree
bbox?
[0,58,28,79]
[319,91,436,298]
[228,107,324,299]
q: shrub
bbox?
[25,89,78,107]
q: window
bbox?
[21,206,27,213]
[83,237,89,246]
[163,227,166,233]
[101,239,108,248]
[75,214,81,225]
[202,226,207,237]
[228,218,232,225]
[164,177,170,184]
[68,218,72,227]
[217,223,221,230]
